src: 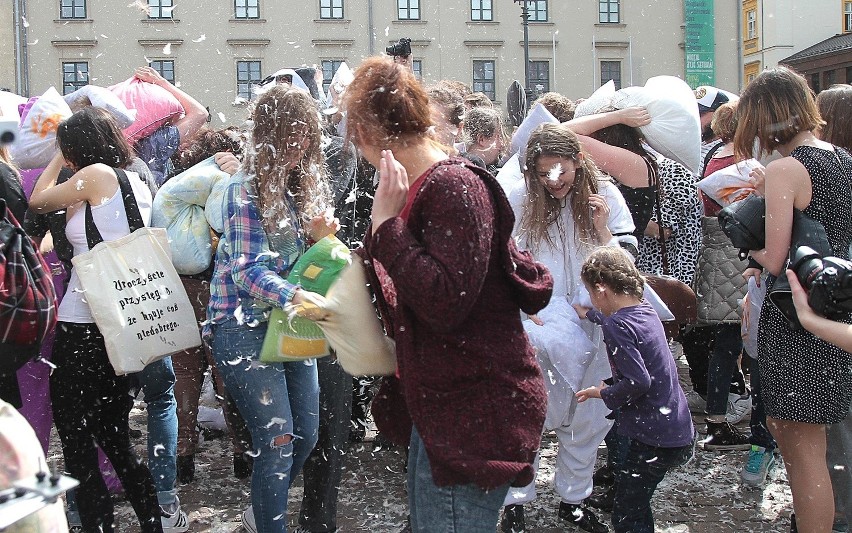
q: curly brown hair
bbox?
[171,126,244,174]
[521,123,601,251]
[532,92,577,122]
[710,102,738,144]
[581,247,645,299]
[342,56,433,149]
[247,85,330,233]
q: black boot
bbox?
[176,455,195,484]
[592,464,614,486]
[586,485,615,513]
[558,502,609,533]
[501,504,525,533]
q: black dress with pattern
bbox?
[757,145,852,424]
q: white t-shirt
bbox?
[58,170,153,323]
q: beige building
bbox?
[18,0,737,126]
[741,0,851,84]
[1,1,20,92]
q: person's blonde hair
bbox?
[816,84,852,153]
[521,124,601,250]
[581,247,645,299]
[734,67,825,160]
[247,85,330,233]
[532,92,576,122]
[463,107,505,148]
[710,101,738,144]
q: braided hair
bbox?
[581,247,644,299]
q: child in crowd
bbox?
[574,247,695,533]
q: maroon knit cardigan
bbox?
[366,158,552,490]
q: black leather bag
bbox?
[718,194,765,261]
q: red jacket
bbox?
[367,159,551,490]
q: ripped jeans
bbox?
[211,318,319,533]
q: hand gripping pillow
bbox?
[9,87,73,169]
[63,85,137,128]
[696,159,762,207]
[613,76,702,174]
[151,157,230,275]
[260,236,351,363]
[108,77,184,142]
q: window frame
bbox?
[321,59,345,95]
[149,59,175,85]
[845,0,852,33]
[598,0,619,23]
[60,0,86,19]
[319,0,344,19]
[529,60,550,97]
[472,59,496,101]
[471,0,493,21]
[746,9,757,39]
[525,0,547,22]
[148,0,174,19]
[235,0,260,19]
[412,59,423,81]
[236,60,263,102]
[398,0,420,20]
[62,61,89,95]
[600,60,622,90]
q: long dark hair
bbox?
[56,107,134,170]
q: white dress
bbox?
[504,177,636,505]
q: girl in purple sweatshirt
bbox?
[574,247,695,533]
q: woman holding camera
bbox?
[735,67,852,533]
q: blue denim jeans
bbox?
[211,319,319,533]
[746,354,776,451]
[140,356,178,506]
[706,324,743,415]
[407,426,508,533]
[612,438,695,533]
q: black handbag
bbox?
[718,194,765,261]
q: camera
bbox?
[790,245,852,318]
[0,117,17,145]
[386,38,412,57]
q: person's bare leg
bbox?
[769,417,833,533]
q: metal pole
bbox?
[522,3,530,93]
[552,30,558,92]
[367,0,374,55]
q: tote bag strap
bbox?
[85,168,145,249]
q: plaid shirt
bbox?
[206,173,305,332]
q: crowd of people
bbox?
[1,39,851,533]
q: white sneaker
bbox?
[242,506,257,533]
[160,496,189,533]
[726,391,752,425]
[685,390,707,414]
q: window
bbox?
[823,69,836,88]
[747,9,756,39]
[525,0,547,22]
[473,60,495,101]
[598,0,619,23]
[600,60,622,90]
[149,60,175,85]
[237,60,262,101]
[235,0,259,19]
[148,0,173,19]
[320,0,343,19]
[811,73,821,93]
[412,59,422,81]
[321,59,344,94]
[847,66,852,84]
[471,0,492,21]
[62,62,89,95]
[845,1,852,33]
[398,0,420,20]
[60,0,86,19]
[529,61,549,96]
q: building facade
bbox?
[17,0,737,126]
[741,0,851,84]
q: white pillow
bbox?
[0,91,26,120]
[64,85,137,128]
[10,87,73,169]
[314,258,397,376]
[509,103,559,161]
[574,80,616,119]
[613,76,702,174]
[696,159,762,207]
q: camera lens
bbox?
[0,131,14,144]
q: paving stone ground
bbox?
[96,344,793,532]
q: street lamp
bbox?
[513,0,531,99]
